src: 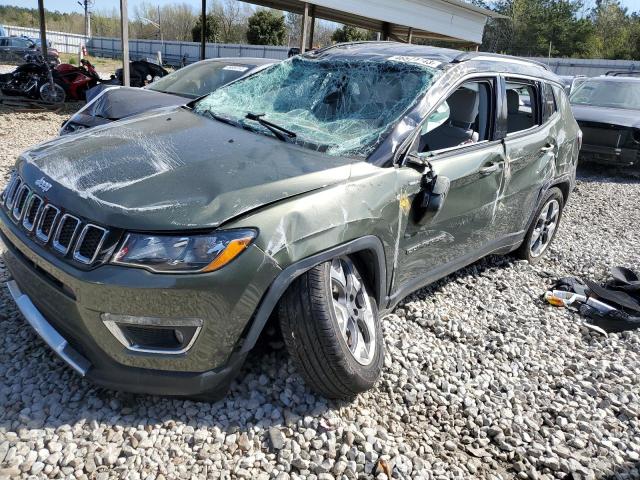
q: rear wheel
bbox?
[515,187,564,264]
[279,256,384,399]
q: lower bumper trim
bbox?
[6,280,91,376]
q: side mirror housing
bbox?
[413,175,450,225]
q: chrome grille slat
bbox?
[12,184,31,221]
[6,176,22,210]
[52,214,80,255]
[22,194,43,231]
[4,173,110,266]
[73,224,108,264]
[35,204,60,243]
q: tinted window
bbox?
[570,79,640,110]
[542,83,556,122]
[10,38,31,48]
[419,79,494,153]
[148,61,258,98]
[506,81,539,134]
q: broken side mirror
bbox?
[413,174,451,226]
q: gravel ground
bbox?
[0,105,639,480]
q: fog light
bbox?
[101,313,203,354]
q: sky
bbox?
[1,0,639,15]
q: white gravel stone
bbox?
[0,88,639,479]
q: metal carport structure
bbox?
[34,0,502,87]
[240,0,504,50]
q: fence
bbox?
[1,24,290,65]
[3,24,640,74]
[528,57,640,77]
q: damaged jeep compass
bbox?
[0,43,580,400]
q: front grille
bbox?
[2,172,111,267]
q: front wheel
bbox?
[39,82,65,104]
[515,187,564,264]
[279,256,384,399]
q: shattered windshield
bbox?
[193,56,439,157]
[570,79,640,110]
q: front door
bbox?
[393,77,507,295]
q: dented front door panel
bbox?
[393,141,506,293]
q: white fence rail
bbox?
[1,24,289,64]
[3,24,640,74]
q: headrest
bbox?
[507,89,520,114]
[448,88,479,125]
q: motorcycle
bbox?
[0,55,101,103]
[0,54,65,103]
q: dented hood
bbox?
[18,107,355,230]
[571,104,640,129]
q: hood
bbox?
[19,107,355,230]
[83,86,186,120]
[571,104,640,129]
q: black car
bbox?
[0,36,59,64]
[60,57,276,135]
[570,76,640,169]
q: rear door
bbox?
[499,77,559,237]
[394,76,507,292]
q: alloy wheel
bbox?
[529,198,560,258]
[329,257,376,366]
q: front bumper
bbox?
[579,143,640,167]
[0,209,281,397]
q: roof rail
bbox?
[605,70,640,77]
[452,52,551,71]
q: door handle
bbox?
[479,162,499,176]
[540,143,555,153]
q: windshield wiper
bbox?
[200,109,241,127]
[245,112,297,142]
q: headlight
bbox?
[112,229,256,273]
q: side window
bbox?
[418,79,494,154]
[505,81,539,134]
[542,82,557,122]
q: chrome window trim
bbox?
[12,184,31,221]
[73,224,108,264]
[35,204,60,243]
[52,213,80,255]
[22,194,43,231]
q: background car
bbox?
[570,75,640,169]
[0,35,59,63]
[557,74,586,94]
[60,57,276,135]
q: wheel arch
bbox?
[237,235,387,355]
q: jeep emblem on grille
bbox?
[35,177,52,192]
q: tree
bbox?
[331,25,371,43]
[246,10,286,45]
[192,14,222,43]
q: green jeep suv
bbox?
[0,43,580,400]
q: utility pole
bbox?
[120,0,130,87]
[37,0,47,59]
[77,0,92,38]
[200,0,206,60]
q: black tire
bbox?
[515,187,564,264]
[278,257,384,399]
